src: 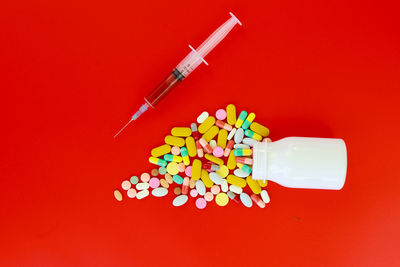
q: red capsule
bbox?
[251,194,265,208]
[216,120,233,131]
[199,138,213,154]
[195,140,204,158]
[224,139,235,157]
[191,123,200,140]
[236,157,253,165]
[182,177,190,195]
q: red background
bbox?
[1,0,399,266]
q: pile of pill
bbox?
[114,104,271,209]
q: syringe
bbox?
[114,12,242,138]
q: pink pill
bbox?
[204,192,214,202]
[140,173,150,182]
[190,189,198,197]
[177,163,185,172]
[127,188,137,198]
[211,185,221,195]
[149,178,160,189]
[121,180,131,190]
[195,198,207,209]
[215,109,227,120]
[212,146,224,158]
[171,146,181,155]
[185,166,192,177]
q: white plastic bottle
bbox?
[252,137,347,190]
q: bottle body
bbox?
[252,137,347,190]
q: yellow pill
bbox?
[227,151,236,170]
[237,162,244,168]
[201,169,214,188]
[204,153,224,165]
[165,173,173,184]
[165,135,185,147]
[226,104,236,125]
[189,178,196,189]
[114,190,123,201]
[216,165,229,178]
[191,159,202,180]
[242,113,256,129]
[202,126,219,142]
[247,175,262,194]
[217,129,227,149]
[151,144,171,157]
[166,162,179,175]
[227,174,247,188]
[198,116,215,134]
[185,137,197,157]
[215,193,229,206]
[258,179,268,187]
[160,179,169,188]
[171,127,192,137]
[250,122,270,137]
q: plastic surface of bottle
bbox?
[252,137,347,190]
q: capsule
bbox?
[226,104,237,125]
[236,157,253,165]
[195,140,204,158]
[227,174,247,188]
[199,138,213,154]
[185,136,197,157]
[198,116,215,134]
[190,123,200,140]
[241,112,255,130]
[180,147,190,165]
[240,164,252,174]
[149,157,167,167]
[163,154,183,163]
[246,175,262,194]
[227,191,240,203]
[204,153,224,165]
[250,122,270,137]
[182,177,190,195]
[191,159,202,180]
[235,111,248,128]
[233,148,252,156]
[164,135,185,147]
[151,144,171,158]
[202,125,219,142]
[224,139,235,157]
[251,194,265,208]
[217,129,228,149]
[171,127,192,137]
[227,151,236,170]
[203,162,220,172]
[244,129,262,141]
[216,120,233,131]
[173,174,184,184]
[227,128,236,140]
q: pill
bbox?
[130,176,139,185]
[197,111,209,124]
[224,139,234,157]
[173,195,188,206]
[163,154,183,162]
[246,175,262,194]
[241,112,255,130]
[158,167,167,175]
[215,109,227,120]
[140,173,150,182]
[233,168,249,178]
[250,122,270,137]
[151,144,171,157]
[258,179,268,187]
[260,190,270,203]
[216,120,233,131]
[202,125,219,142]
[236,157,253,165]
[191,159,202,180]
[213,146,224,157]
[229,184,243,194]
[263,137,272,143]
[180,147,190,165]
[242,138,257,147]
[234,128,244,143]
[149,157,168,167]
[190,123,200,140]
[209,139,217,149]
[114,190,123,201]
[227,174,247,188]
[136,189,150,200]
[233,148,252,156]
[136,182,149,190]
[173,174,184,184]
[171,146,181,155]
[177,162,185,173]
[198,116,215,134]
[174,187,181,195]
[251,194,266,208]
[199,138,213,154]
[165,135,185,147]
[165,173,173,184]
[149,177,160,188]
[221,180,229,192]
[127,188,137,198]
[166,162,179,175]
[160,179,169,188]
[204,192,214,202]
[182,177,190,195]
[235,111,248,128]
[171,127,192,137]
[195,140,204,157]
[185,137,197,157]
[227,128,236,140]
[234,144,250,149]
[226,104,237,125]
[240,193,252,207]
[196,180,206,196]
[227,191,239,203]
[209,172,224,185]
[204,153,224,165]
[152,187,168,197]
[121,180,131,190]
[240,164,252,174]
[189,178,196,189]
[190,189,198,197]
[195,198,207,209]
[227,151,237,170]
[216,165,229,178]
[211,185,221,195]
[200,169,214,188]
[217,129,227,149]
[244,129,262,141]
[215,193,229,206]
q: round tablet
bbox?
[212,146,224,158]
[158,166,167,175]
[140,173,150,182]
[151,168,159,176]
[171,146,181,155]
[174,187,181,195]
[114,190,123,201]
[185,166,192,177]
[190,189,198,197]
[177,163,185,172]
[121,180,131,190]
[166,162,179,175]
[195,198,207,209]
[149,177,160,189]
[127,188,137,198]
[211,185,221,195]
[130,176,139,185]
[204,192,214,202]
[215,193,229,206]
[216,165,229,178]
[215,109,227,120]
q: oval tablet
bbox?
[160,179,169,188]
[234,144,250,149]
[136,182,149,191]
[240,193,253,207]
[164,135,185,147]
[171,127,192,137]
[226,104,236,125]
[185,166,192,177]
[152,187,168,197]
[227,174,247,188]
[261,190,270,203]
[233,168,249,178]
[173,195,188,206]
[165,173,173,184]
[196,180,206,196]
[227,128,236,140]
[229,184,243,194]
[234,128,244,144]
[172,174,183,184]
[136,189,150,200]
[114,190,123,201]
[221,180,228,192]
[209,172,224,185]
[151,144,171,157]
[197,111,209,124]
[202,125,219,142]
[215,193,229,206]
[198,116,215,134]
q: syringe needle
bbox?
[113,119,133,139]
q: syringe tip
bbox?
[113,119,133,138]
